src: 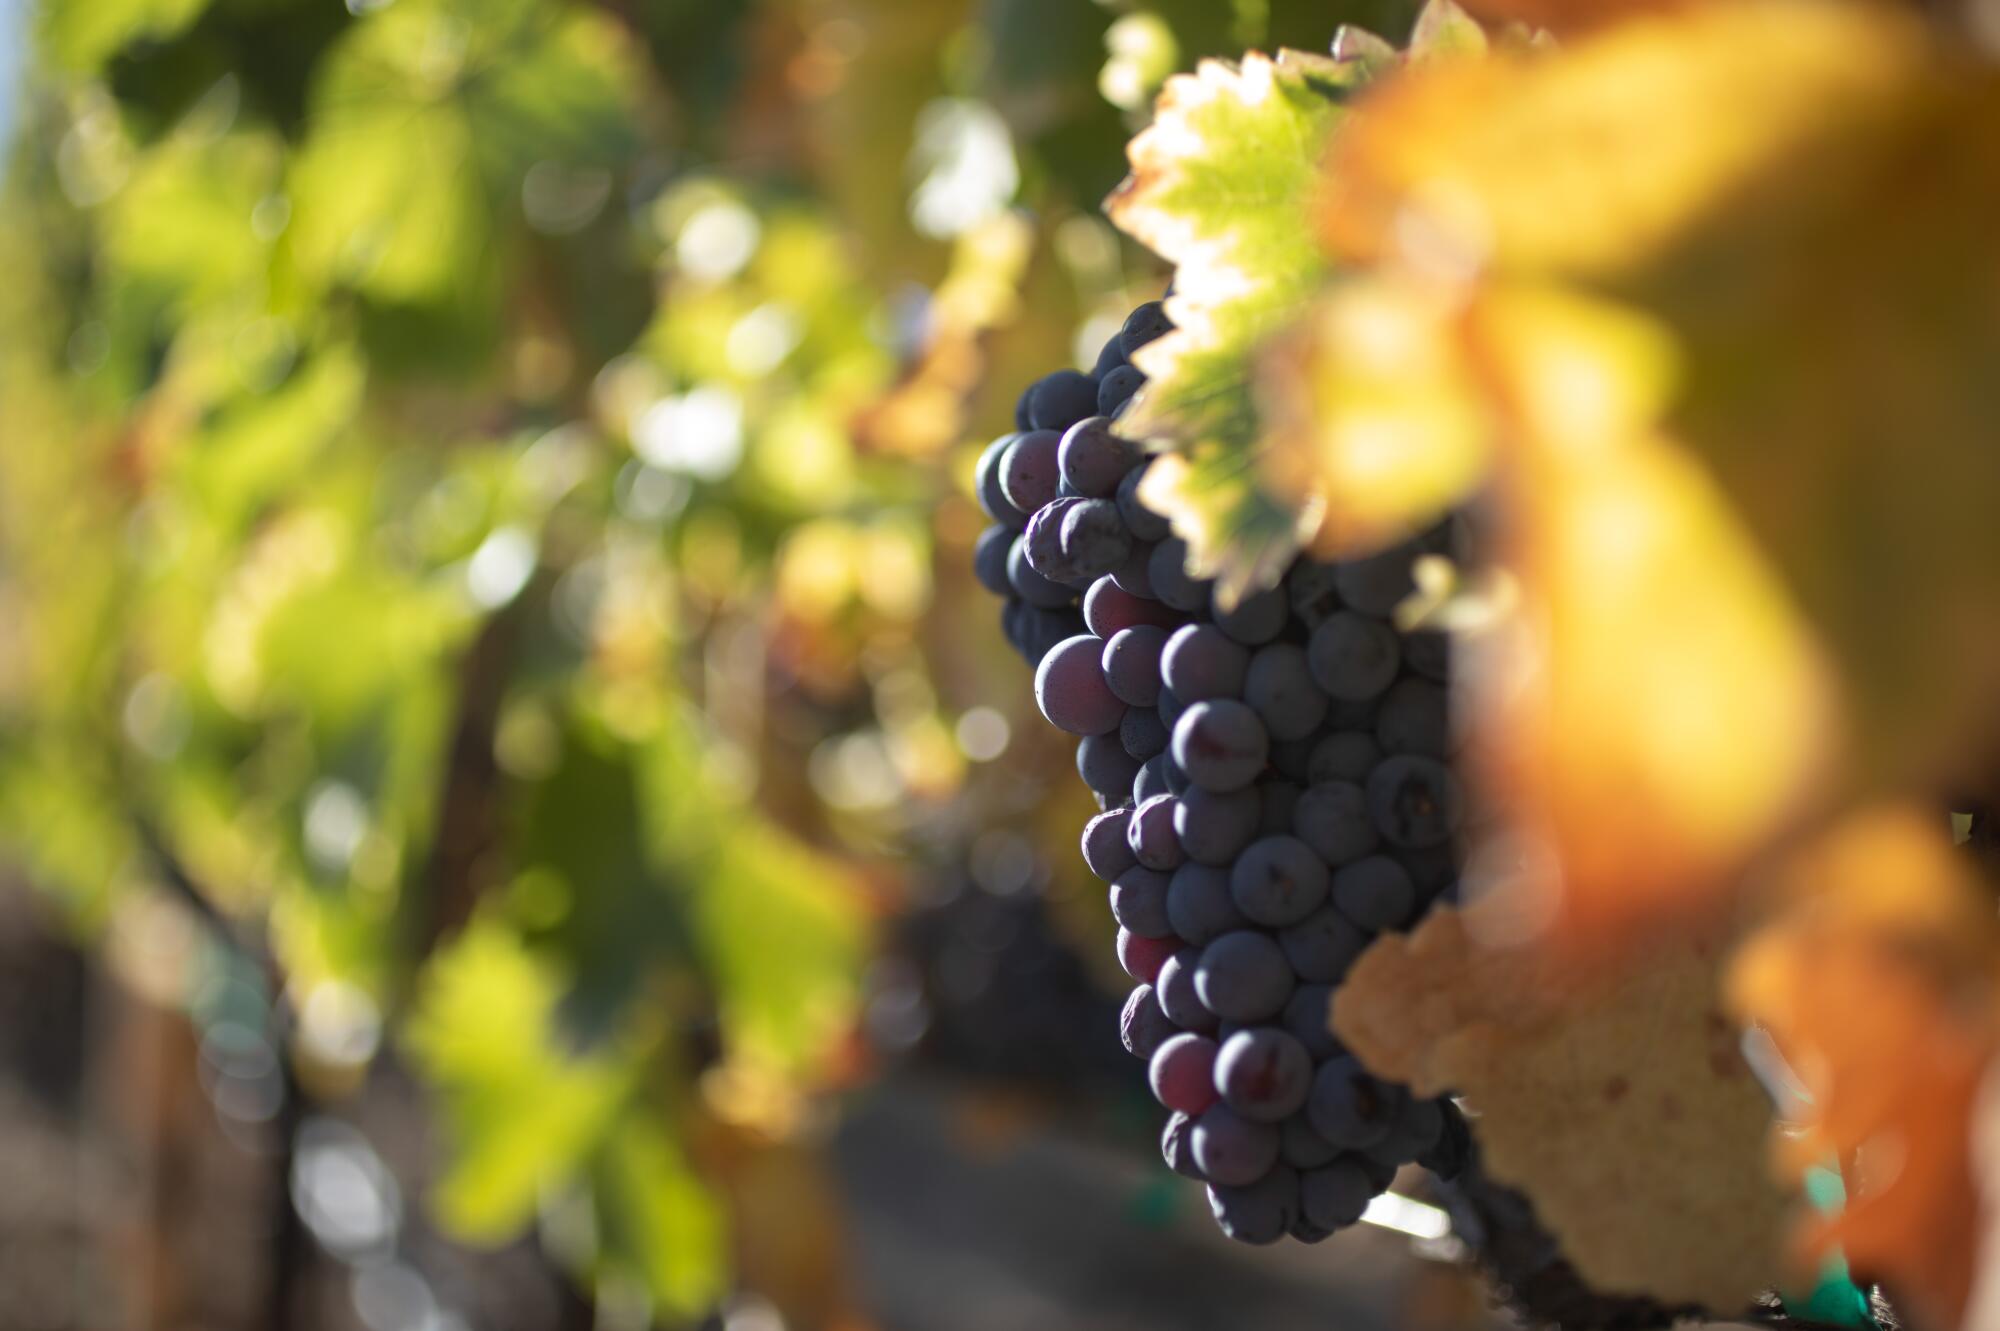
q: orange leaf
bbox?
[1334,900,1787,1310]
[1729,807,2000,1331]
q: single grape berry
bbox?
[998,429,1063,513]
[1207,1165,1301,1246]
[1282,985,1343,1060]
[973,525,1014,596]
[1109,866,1173,938]
[1330,855,1416,931]
[1077,732,1140,801]
[1171,699,1269,794]
[1213,1028,1313,1122]
[1148,538,1210,613]
[1059,498,1133,580]
[1278,906,1370,985]
[1102,626,1168,708]
[1035,635,1123,736]
[1212,585,1287,646]
[1121,707,1169,761]
[1190,1104,1280,1186]
[1307,612,1401,702]
[1229,835,1330,928]
[1156,948,1219,1033]
[1080,808,1137,881]
[1194,930,1294,1022]
[975,434,1029,530]
[1027,370,1100,432]
[1333,540,1419,617]
[1375,677,1449,757]
[1308,1056,1400,1150]
[1243,643,1328,741]
[1119,300,1173,356]
[1083,576,1178,637]
[1162,1111,1205,1179]
[1120,984,1176,1059]
[1165,862,1248,946]
[1299,1159,1376,1231]
[1161,623,1249,703]
[1127,792,1185,871]
[1149,1033,1220,1115]
[1117,927,1175,984]
[1058,416,1139,497]
[1293,781,1378,868]
[1099,363,1145,416]
[1172,785,1261,866]
[1308,731,1381,785]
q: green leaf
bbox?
[594,1117,729,1318]
[40,0,210,72]
[405,919,635,1240]
[1103,49,1362,596]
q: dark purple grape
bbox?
[1191,1105,1279,1186]
[1365,754,1462,849]
[1132,754,1171,805]
[1149,1032,1219,1114]
[1207,1164,1300,1245]
[1214,1028,1312,1122]
[1171,699,1268,794]
[1007,537,1075,609]
[1148,538,1210,613]
[973,525,1014,596]
[1375,677,1449,757]
[1034,635,1123,735]
[1058,416,1139,497]
[1121,707,1168,761]
[1126,792,1184,871]
[1165,862,1247,946]
[1060,498,1133,580]
[1282,985,1342,1060]
[1163,1111,1205,1179]
[1109,865,1173,938]
[1334,539,1419,617]
[1109,541,1156,598]
[1161,623,1248,702]
[998,429,1063,513]
[1117,463,1172,542]
[1212,585,1287,646]
[1366,1096,1444,1171]
[1243,643,1328,741]
[1117,927,1174,983]
[1293,781,1377,868]
[1011,605,1086,667]
[1278,907,1369,984]
[1023,496,1087,584]
[1156,948,1218,1033]
[1299,1158,1376,1230]
[1077,732,1140,801]
[1119,300,1173,357]
[1308,1056,1400,1150]
[1156,687,1187,733]
[1307,612,1401,702]
[1172,785,1261,866]
[1229,835,1329,927]
[1082,576,1178,637]
[976,434,1030,529]
[1121,983,1176,1059]
[1081,808,1137,881]
[1099,363,1145,416]
[1331,855,1416,931]
[1027,370,1100,432]
[1194,931,1293,1022]
[1281,1113,1341,1170]
[1093,334,1128,377]
[1308,731,1381,784]
[1102,625,1167,707]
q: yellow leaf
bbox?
[1335,901,1787,1310]
[1320,0,1928,280]
[1729,807,2000,1331]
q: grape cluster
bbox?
[973,299,1472,1245]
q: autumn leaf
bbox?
[1729,807,2000,1331]
[1103,47,1362,597]
[1335,900,1788,1311]
[1290,0,2000,946]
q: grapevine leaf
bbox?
[1407,0,1490,59]
[1335,902,1788,1311]
[1728,808,2000,1331]
[1298,0,2000,942]
[1103,49,1363,597]
[39,0,210,72]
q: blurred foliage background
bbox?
[0,1,1439,1328]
